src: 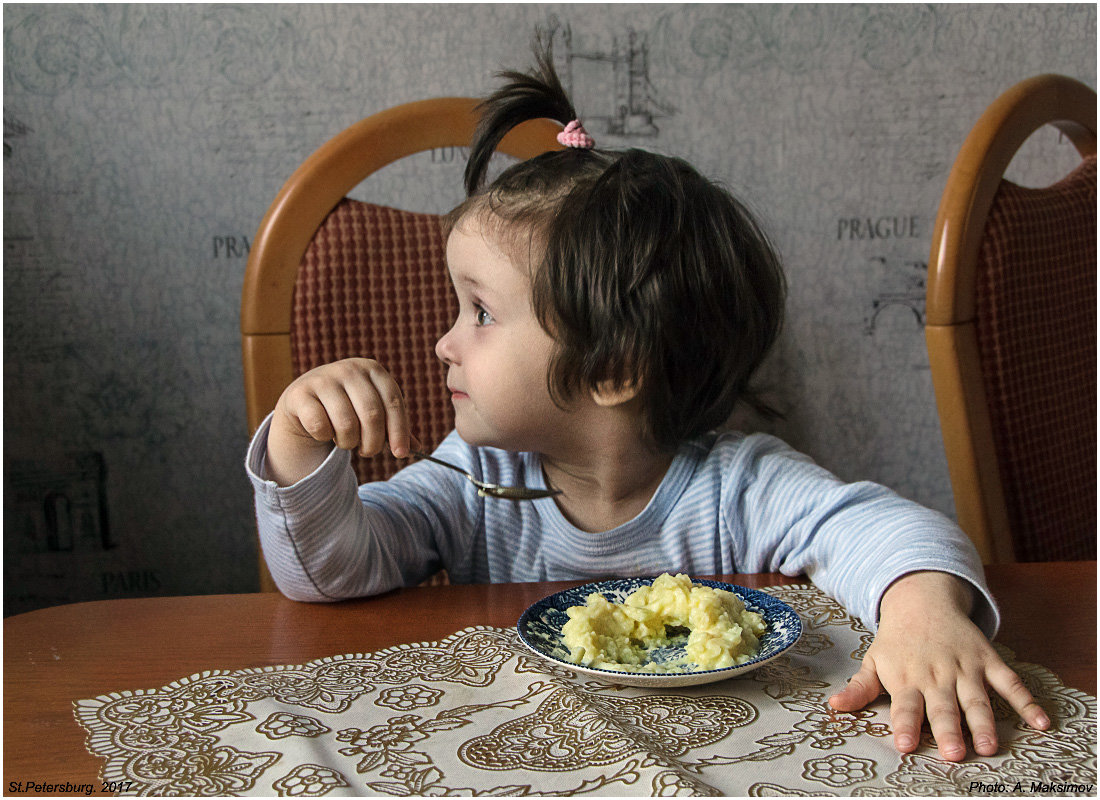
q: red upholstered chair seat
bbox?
[974,155,1097,560]
[290,199,456,485]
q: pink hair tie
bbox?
[557,119,595,149]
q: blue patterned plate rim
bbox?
[516,577,802,678]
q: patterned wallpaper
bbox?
[4,4,1095,614]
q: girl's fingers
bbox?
[887,687,926,754]
[342,364,411,457]
[957,680,999,756]
[283,359,418,458]
[829,662,884,712]
[286,392,337,443]
[367,372,413,458]
[313,383,363,451]
[987,660,1050,731]
[922,686,968,761]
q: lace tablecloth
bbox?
[75,584,1097,796]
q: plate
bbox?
[517,577,802,687]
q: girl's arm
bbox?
[722,433,1043,760]
[247,416,476,601]
[724,433,997,634]
[248,356,464,600]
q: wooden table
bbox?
[5,562,1094,794]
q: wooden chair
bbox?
[241,98,562,590]
[926,74,1096,563]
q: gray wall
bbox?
[4,4,1095,614]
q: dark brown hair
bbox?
[451,36,787,451]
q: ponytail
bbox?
[464,34,577,195]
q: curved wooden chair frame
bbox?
[241,97,562,589]
[925,74,1096,563]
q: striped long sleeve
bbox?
[246,418,997,635]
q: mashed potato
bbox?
[560,573,767,673]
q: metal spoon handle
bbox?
[411,450,561,500]
[412,451,474,478]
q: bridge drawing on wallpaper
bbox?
[551,22,675,138]
[863,256,928,335]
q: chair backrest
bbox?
[291,199,456,484]
[242,97,561,589]
[926,74,1096,563]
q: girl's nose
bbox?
[435,325,458,366]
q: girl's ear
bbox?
[591,379,639,407]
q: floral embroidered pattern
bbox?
[879,753,1007,795]
[73,589,1096,797]
[752,656,830,699]
[750,782,836,796]
[458,689,756,771]
[379,628,514,687]
[99,691,252,733]
[128,744,280,795]
[793,706,891,749]
[238,668,369,713]
[375,684,444,710]
[271,764,349,796]
[803,753,877,787]
[338,715,430,762]
[768,584,865,631]
[257,712,330,740]
[792,630,834,657]
[335,683,550,794]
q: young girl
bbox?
[247,43,1048,762]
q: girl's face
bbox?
[435,216,575,452]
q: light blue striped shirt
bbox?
[246,415,997,635]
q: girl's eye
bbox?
[475,305,494,326]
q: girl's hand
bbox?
[266,358,418,486]
[828,571,1050,761]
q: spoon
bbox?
[412,451,562,500]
